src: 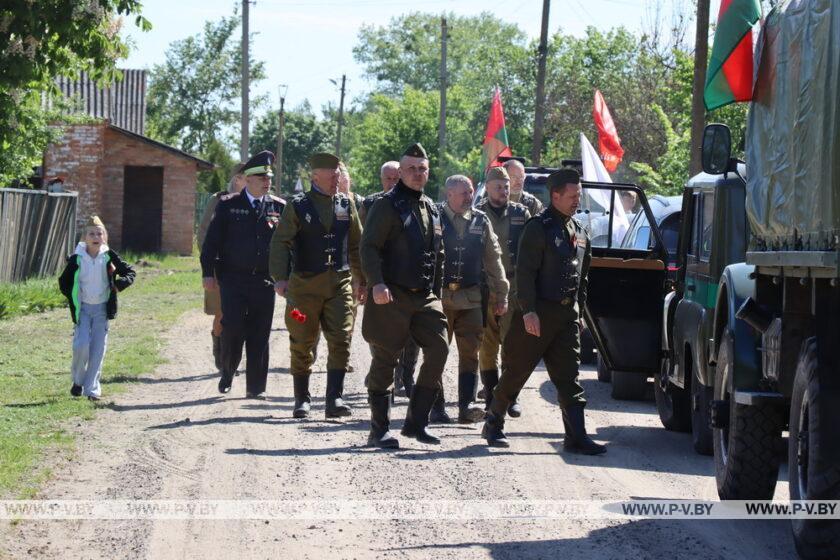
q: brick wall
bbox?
[43,122,105,229]
[44,123,199,255]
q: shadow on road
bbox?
[108,395,224,412]
[103,372,219,385]
[386,518,795,560]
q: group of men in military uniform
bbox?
[200,144,606,455]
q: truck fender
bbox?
[662,290,679,356]
[713,263,762,391]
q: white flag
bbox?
[580,132,629,246]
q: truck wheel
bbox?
[611,370,648,401]
[789,338,840,560]
[714,330,783,499]
[597,354,611,383]
[580,327,596,365]
[690,354,714,455]
[655,355,691,432]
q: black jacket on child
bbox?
[58,249,136,324]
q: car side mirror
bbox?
[701,123,732,175]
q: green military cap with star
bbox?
[242,151,275,177]
[308,152,340,169]
[402,143,428,159]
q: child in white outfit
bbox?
[58,216,135,400]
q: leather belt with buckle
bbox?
[448,282,461,291]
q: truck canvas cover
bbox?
[745,0,840,251]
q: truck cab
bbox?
[657,157,750,455]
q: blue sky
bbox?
[122,0,712,118]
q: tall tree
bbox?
[353,12,535,159]
[0,0,150,183]
[145,12,265,156]
[249,102,336,194]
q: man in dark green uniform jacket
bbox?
[482,168,606,455]
[361,143,448,449]
[269,152,364,419]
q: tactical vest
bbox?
[535,212,586,302]
[291,193,351,274]
[381,189,442,292]
[507,203,528,275]
[439,207,485,288]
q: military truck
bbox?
[680,3,839,557]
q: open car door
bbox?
[578,182,669,382]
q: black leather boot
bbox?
[211,333,222,371]
[458,372,484,423]
[508,392,523,418]
[401,385,441,444]
[429,387,452,424]
[367,391,399,449]
[292,374,311,419]
[325,369,352,418]
[480,369,499,410]
[562,404,606,455]
[481,411,510,447]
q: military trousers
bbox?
[490,300,586,415]
[478,300,514,372]
[443,305,484,373]
[362,286,449,393]
[219,272,276,394]
[285,270,354,374]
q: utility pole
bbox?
[276,93,285,192]
[240,0,250,162]
[334,74,346,158]
[531,0,550,165]
[689,0,711,176]
[438,16,448,169]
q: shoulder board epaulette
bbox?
[268,194,285,204]
[509,201,528,212]
[292,192,307,202]
[219,192,239,202]
[472,207,487,218]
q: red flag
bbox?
[481,87,512,175]
[592,90,624,173]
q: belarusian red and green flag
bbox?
[704,0,762,111]
[481,87,512,175]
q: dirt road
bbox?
[2,302,798,559]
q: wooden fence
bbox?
[0,189,78,283]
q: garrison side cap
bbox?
[308,152,340,169]
[547,168,581,191]
[402,142,428,159]
[242,150,275,177]
[485,166,509,182]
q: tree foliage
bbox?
[145,13,266,157]
[0,0,149,183]
[249,102,336,194]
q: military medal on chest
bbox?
[305,213,312,224]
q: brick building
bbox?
[43,121,212,255]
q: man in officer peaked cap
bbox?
[201,150,286,398]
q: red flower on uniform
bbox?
[290,308,307,323]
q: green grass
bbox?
[0,277,67,320]
[0,252,202,497]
